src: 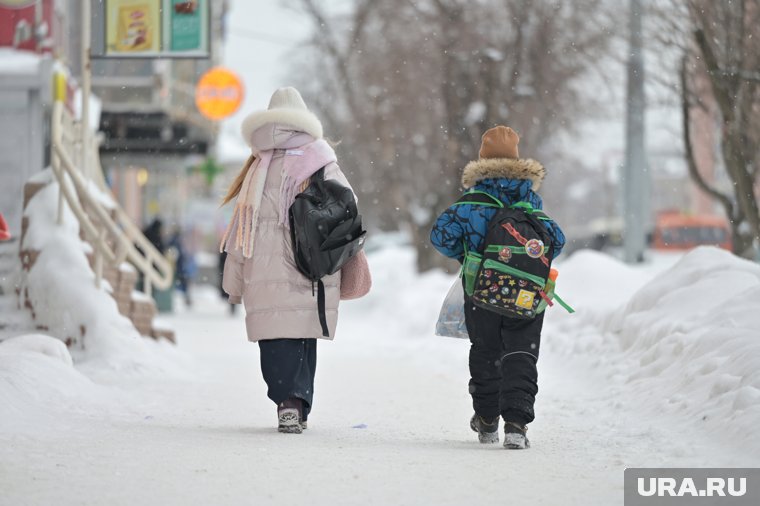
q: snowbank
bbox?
[22,172,141,352]
[604,248,760,446]
[549,247,760,451]
[20,171,190,375]
[0,335,105,429]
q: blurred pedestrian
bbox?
[168,226,192,308]
[142,218,165,254]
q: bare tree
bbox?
[291,0,616,271]
[666,0,760,259]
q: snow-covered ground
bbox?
[1,246,759,505]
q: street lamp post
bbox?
[623,0,649,263]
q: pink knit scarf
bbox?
[220,139,337,258]
[278,139,337,226]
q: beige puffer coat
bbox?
[222,124,354,341]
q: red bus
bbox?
[652,212,732,251]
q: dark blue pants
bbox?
[464,297,544,425]
[258,338,317,420]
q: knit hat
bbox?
[241,87,324,148]
[267,86,309,110]
[479,126,519,159]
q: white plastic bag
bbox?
[435,279,469,339]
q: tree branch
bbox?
[693,27,735,118]
[296,0,371,122]
[680,56,736,218]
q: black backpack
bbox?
[289,167,366,336]
[454,191,554,319]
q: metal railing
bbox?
[50,99,173,295]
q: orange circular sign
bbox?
[195,67,244,120]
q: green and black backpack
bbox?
[454,191,573,319]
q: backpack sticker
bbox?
[516,289,536,309]
[525,239,544,259]
[498,247,512,263]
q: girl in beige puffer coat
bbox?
[220,87,369,433]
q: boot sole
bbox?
[470,417,499,444]
[478,432,499,444]
[278,424,303,434]
[278,410,302,434]
[503,433,530,449]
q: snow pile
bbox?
[20,171,188,374]
[604,247,760,445]
[549,247,760,450]
[0,335,107,429]
[22,171,140,353]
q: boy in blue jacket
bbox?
[430,126,565,449]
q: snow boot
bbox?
[470,414,500,444]
[503,421,529,449]
[277,398,303,434]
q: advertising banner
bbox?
[102,0,208,58]
[105,0,161,55]
[167,0,207,52]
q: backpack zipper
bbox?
[482,259,547,287]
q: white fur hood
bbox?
[240,87,323,148]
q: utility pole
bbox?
[623,0,648,263]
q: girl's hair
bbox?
[220,154,255,206]
[219,137,340,207]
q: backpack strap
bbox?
[510,201,551,221]
[315,279,330,337]
[552,292,575,314]
[312,166,328,194]
[452,190,504,208]
[502,222,550,268]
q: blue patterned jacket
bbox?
[430,157,566,262]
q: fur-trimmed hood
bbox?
[241,87,323,148]
[461,158,546,191]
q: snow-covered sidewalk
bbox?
[1,246,759,505]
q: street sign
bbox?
[195,67,244,121]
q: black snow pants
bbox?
[258,338,317,420]
[464,296,544,426]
